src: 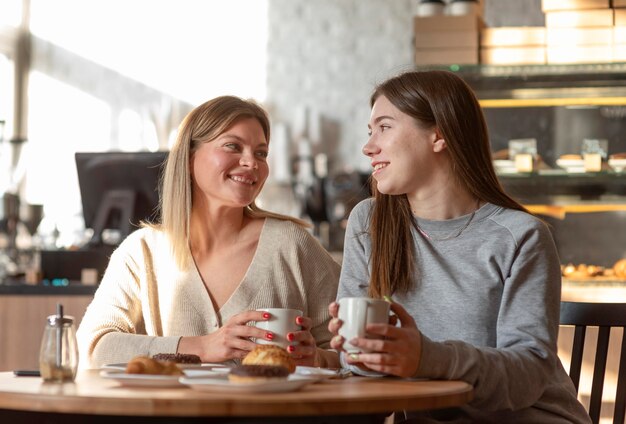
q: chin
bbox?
[375,183,399,196]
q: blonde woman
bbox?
[77,96,340,369]
[328,71,591,423]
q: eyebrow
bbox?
[368,115,395,128]
[221,134,268,148]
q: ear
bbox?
[432,129,447,153]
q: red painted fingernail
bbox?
[296,316,303,325]
[263,312,270,319]
[266,332,274,340]
[287,333,294,341]
[287,345,295,352]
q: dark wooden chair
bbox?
[560,301,626,424]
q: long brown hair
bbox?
[368,70,527,298]
[150,95,308,269]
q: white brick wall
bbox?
[266,0,544,172]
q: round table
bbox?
[0,370,473,423]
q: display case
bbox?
[448,63,626,271]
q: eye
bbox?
[224,142,241,151]
[256,150,269,159]
[380,124,390,132]
[367,130,372,136]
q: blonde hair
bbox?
[367,71,527,298]
[149,96,308,269]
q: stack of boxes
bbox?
[480,27,546,65]
[414,14,483,66]
[615,1,626,61]
[543,0,613,64]
[413,0,626,66]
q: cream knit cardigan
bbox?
[76,218,340,368]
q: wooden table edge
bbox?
[0,373,474,417]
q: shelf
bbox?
[444,62,626,78]
[480,96,626,108]
[421,63,626,103]
[497,171,626,202]
[526,204,626,219]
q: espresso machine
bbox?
[297,168,370,252]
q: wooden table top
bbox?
[0,370,473,417]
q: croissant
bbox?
[125,356,183,376]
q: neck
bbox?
[408,186,479,221]
[189,204,249,253]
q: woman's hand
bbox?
[285,315,321,367]
[178,310,273,363]
[328,301,345,350]
[344,302,422,378]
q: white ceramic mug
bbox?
[254,308,302,348]
[338,297,390,353]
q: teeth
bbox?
[374,163,388,171]
[230,175,255,185]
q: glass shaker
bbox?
[39,304,78,382]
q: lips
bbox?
[228,173,257,185]
[372,162,389,175]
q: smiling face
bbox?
[363,95,445,197]
[190,117,269,211]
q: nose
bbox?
[362,137,379,157]
[240,153,258,169]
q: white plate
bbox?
[100,369,224,387]
[493,160,517,174]
[609,158,626,172]
[556,158,585,173]
[179,374,317,393]
[295,366,340,379]
[102,362,228,371]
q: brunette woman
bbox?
[329,70,590,423]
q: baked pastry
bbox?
[152,353,201,364]
[125,356,183,376]
[228,364,290,384]
[242,345,296,373]
[561,263,605,279]
[560,154,582,160]
[614,259,626,279]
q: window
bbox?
[20,0,268,243]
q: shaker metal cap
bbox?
[46,314,75,326]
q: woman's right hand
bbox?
[177,310,273,363]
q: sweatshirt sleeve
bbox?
[303,234,341,349]
[416,222,562,411]
[337,200,373,300]
[76,239,180,369]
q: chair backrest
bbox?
[560,301,626,424]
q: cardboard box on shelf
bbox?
[415,48,478,66]
[615,27,626,44]
[616,9,626,26]
[414,15,483,33]
[546,27,612,45]
[614,44,626,61]
[614,0,626,7]
[415,30,479,49]
[547,44,612,63]
[481,27,546,47]
[545,9,614,27]
[541,0,609,11]
[480,47,546,65]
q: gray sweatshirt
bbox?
[338,199,591,424]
